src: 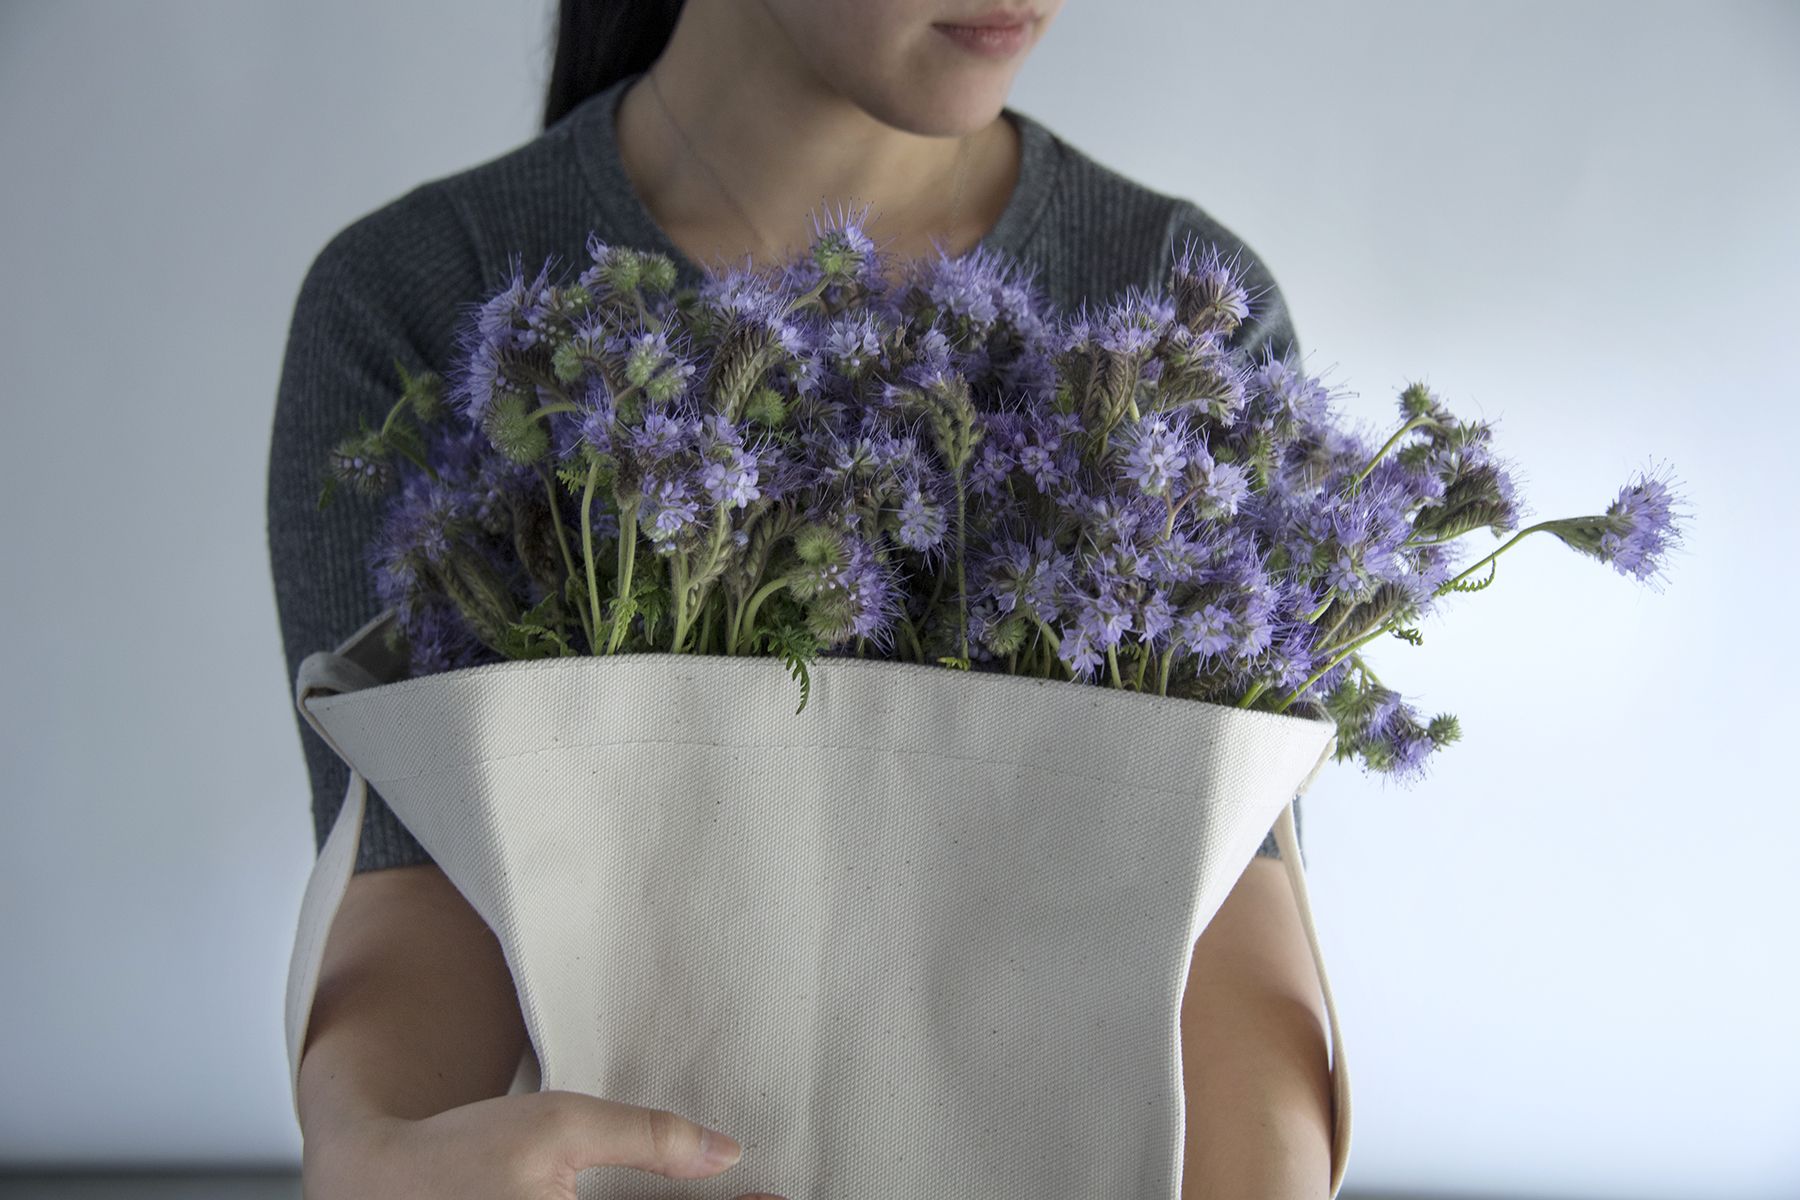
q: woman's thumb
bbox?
[545,1089,745,1180]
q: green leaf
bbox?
[494,591,580,660]
[750,615,821,715]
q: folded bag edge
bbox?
[284,608,1351,1196]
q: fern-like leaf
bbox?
[1448,559,1498,593]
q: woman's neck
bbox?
[612,7,1019,276]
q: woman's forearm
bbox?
[1179,984,1333,1200]
[296,863,530,1143]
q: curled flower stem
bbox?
[1425,521,1555,597]
[1431,520,1552,597]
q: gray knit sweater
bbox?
[267,70,1306,875]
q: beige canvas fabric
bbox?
[285,607,1351,1197]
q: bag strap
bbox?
[283,752,368,1126]
[1271,734,1351,1197]
[285,626,387,1126]
[285,615,536,1122]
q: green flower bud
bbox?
[1398,381,1440,419]
[551,340,587,384]
[986,613,1028,656]
[744,385,787,430]
[487,390,550,465]
[646,369,685,404]
[396,359,445,424]
[792,521,846,567]
[641,254,677,295]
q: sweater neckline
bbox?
[568,70,1058,285]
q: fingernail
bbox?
[701,1126,743,1167]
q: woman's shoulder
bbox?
[308,95,614,314]
[1006,108,1298,359]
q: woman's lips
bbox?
[934,19,1032,57]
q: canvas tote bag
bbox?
[284,605,1353,1198]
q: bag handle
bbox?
[283,762,369,1125]
[285,615,540,1123]
[1271,733,1352,1197]
[283,640,380,1126]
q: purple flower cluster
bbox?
[1543,462,1688,590]
[323,213,1689,783]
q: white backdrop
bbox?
[1,2,1795,1197]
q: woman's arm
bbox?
[1179,855,1334,1200]
[297,863,530,1143]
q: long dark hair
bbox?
[541,0,685,132]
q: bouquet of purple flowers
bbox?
[319,206,1688,783]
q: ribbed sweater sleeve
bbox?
[267,184,487,874]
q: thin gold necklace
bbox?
[643,66,973,273]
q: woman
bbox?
[275,2,1328,1197]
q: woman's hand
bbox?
[301,1087,787,1200]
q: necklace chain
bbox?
[643,67,973,272]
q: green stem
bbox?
[1347,413,1436,492]
[1107,645,1124,690]
[1430,521,1552,597]
[955,482,970,662]
[1158,646,1174,697]
[1029,619,1078,681]
[901,616,923,663]
[1313,604,1356,658]
[540,466,594,653]
[580,459,604,651]
[1272,622,1394,714]
[1304,587,1338,624]
[1236,679,1272,709]
[669,554,689,653]
[732,574,792,655]
[604,503,639,655]
[377,394,410,441]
